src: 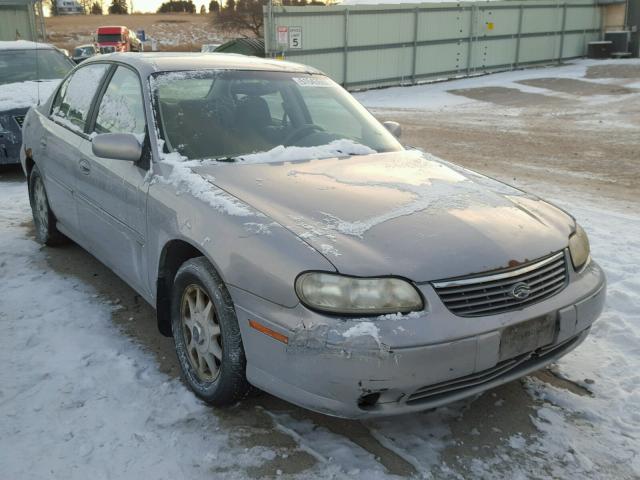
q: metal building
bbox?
[264,0,606,89]
[215,37,266,57]
[0,0,45,42]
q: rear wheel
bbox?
[29,165,67,246]
[171,257,251,406]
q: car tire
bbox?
[28,165,68,246]
[171,256,251,406]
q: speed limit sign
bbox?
[288,26,302,49]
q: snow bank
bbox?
[0,79,60,111]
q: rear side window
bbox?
[94,66,146,136]
[51,63,109,133]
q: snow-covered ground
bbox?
[354,59,640,111]
[2,172,637,479]
[1,59,639,478]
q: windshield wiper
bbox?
[213,156,237,163]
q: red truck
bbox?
[96,26,142,53]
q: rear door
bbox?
[75,65,151,296]
[42,63,110,236]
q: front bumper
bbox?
[0,109,27,165]
[232,259,606,419]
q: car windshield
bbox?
[74,46,94,56]
[97,34,122,43]
[151,70,403,161]
[0,49,73,85]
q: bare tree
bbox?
[90,1,103,13]
[48,0,59,16]
[215,0,265,37]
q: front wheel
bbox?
[171,257,251,406]
[29,165,67,246]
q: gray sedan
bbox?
[20,53,606,418]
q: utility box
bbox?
[604,30,630,54]
[588,41,613,58]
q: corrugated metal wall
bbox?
[264,0,602,89]
[0,0,45,42]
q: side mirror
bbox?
[382,121,401,139]
[92,133,142,162]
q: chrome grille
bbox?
[432,251,568,317]
[14,115,25,128]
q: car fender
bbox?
[145,166,337,310]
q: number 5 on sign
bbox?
[289,27,302,49]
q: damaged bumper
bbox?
[231,260,606,419]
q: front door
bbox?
[74,65,151,296]
[41,63,110,235]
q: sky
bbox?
[46,0,216,15]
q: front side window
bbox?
[151,70,402,161]
[94,66,146,136]
[51,63,110,132]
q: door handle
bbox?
[40,138,47,148]
[78,159,91,175]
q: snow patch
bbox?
[0,181,274,479]
[158,151,256,217]
[343,322,380,343]
[237,139,376,165]
[0,80,60,111]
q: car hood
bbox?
[193,150,574,281]
[0,80,60,111]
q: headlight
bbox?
[295,272,424,315]
[569,223,591,271]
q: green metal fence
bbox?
[0,0,46,42]
[264,0,602,89]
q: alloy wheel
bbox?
[180,284,223,382]
[33,176,49,237]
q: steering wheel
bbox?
[283,124,325,146]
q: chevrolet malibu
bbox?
[20,53,606,418]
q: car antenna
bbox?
[35,35,41,106]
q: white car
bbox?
[201,43,222,53]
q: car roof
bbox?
[0,40,57,51]
[83,52,323,77]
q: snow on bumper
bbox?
[231,261,606,419]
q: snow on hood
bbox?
[157,150,257,217]
[237,140,376,164]
[192,148,574,280]
[0,79,61,111]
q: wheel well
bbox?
[156,240,205,337]
[25,156,35,180]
